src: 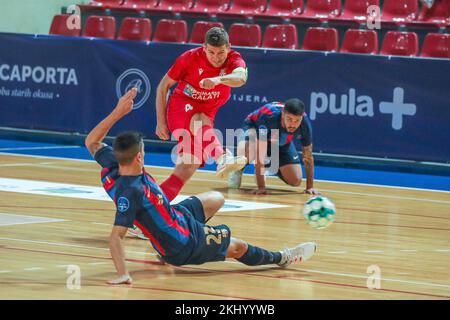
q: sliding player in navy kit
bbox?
[229,99,320,195]
[85,88,317,285]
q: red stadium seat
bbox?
[381,0,418,23]
[155,0,195,12]
[189,21,224,44]
[117,17,152,41]
[302,27,339,51]
[262,24,298,49]
[83,16,116,39]
[188,0,231,15]
[122,0,159,10]
[256,0,304,18]
[229,23,262,47]
[88,0,124,9]
[302,0,342,19]
[339,0,380,22]
[421,33,450,58]
[341,29,378,54]
[49,14,81,36]
[153,19,188,43]
[380,31,419,56]
[225,0,267,16]
[418,0,450,27]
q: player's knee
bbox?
[289,177,302,187]
[235,241,248,258]
[203,191,225,216]
[228,239,248,259]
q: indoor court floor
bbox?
[0,139,449,300]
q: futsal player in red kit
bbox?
[154,27,248,201]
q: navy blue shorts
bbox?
[165,196,231,266]
[265,141,301,183]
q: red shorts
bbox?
[167,96,222,166]
[167,96,220,133]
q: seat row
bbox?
[49,15,450,57]
[82,0,450,27]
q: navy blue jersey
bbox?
[243,102,313,148]
[95,146,202,261]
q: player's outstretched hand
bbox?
[250,188,268,195]
[156,122,170,140]
[303,188,321,195]
[114,87,137,118]
[199,77,220,89]
[106,274,133,285]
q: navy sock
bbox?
[236,244,282,266]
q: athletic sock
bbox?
[159,173,185,202]
[236,244,282,266]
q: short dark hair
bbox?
[284,98,305,116]
[113,131,144,165]
[205,27,229,47]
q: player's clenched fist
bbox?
[199,77,220,89]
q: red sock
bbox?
[194,125,225,162]
[159,174,185,202]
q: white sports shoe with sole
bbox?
[216,154,247,179]
[278,242,317,267]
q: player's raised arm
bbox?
[85,87,137,157]
[155,73,177,140]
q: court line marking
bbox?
[1,237,448,291]
[3,245,447,299]
[23,267,44,271]
[1,157,449,205]
[0,237,153,256]
[1,151,449,195]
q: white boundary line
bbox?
[1,151,449,194]
[4,161,450,204]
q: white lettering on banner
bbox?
[309,87,416,130]
[0,64,78,85]
[231,94,268,104]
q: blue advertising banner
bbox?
[0,33,449,162]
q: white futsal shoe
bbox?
[278,242,317,267]
[128,225,149,240]
[216,152,247,179]
[228,169,244,189]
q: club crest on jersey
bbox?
[185,104,193,112]
[199,68,203,75]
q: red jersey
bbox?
[167,47,246,111]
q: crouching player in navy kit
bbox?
[85,88,317,285]
[228,99,321,195]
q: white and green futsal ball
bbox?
[303,196,336,229]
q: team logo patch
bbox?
[117,197,130,213]
[199,68,203,75]
[185,104,193,112]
